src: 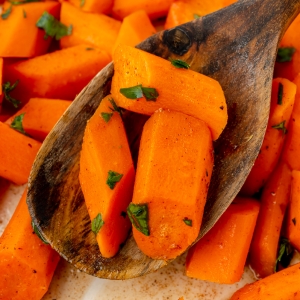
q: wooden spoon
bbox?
[27,0,300,279]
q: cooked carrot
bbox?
[274,14,300,81]
[0,122,41,185]
[60,2,121,57]
[230,262,300,300]
[281,74,300,170]
[111,44,227,140]
[0,189,60,300]
[248,162,292,278]
[66,0,113,14]
[130,109,213,260]
[79,95,135,258]
[5,98,71,142]
[112,0,174,20]
[0,57,3,109]
[241,78,296,196]
[286,170,300,251]
[0,1,60,57]
[4,45,111,105]
[113,10,156,53]
[186,197,260,284]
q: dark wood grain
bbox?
[27,0,300,279]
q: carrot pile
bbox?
[1,0,300,299]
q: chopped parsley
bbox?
[120,84,158,101]
[1,5,12,20]
[2,80,21,108]
[10,113,27,135]
[106,170,123,189]
[101,112,113,123]
[276,47,296,63]
[127,203,149,236]
[183,218,193,226]
[170,58,190,69]
[31,221,49,245]
[91,213,104,235]
[272,120,287,135]
[274,238,294,272]
[277,82,283,105]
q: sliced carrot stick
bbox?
[0,189,60,300]
[248,162,292,278]
[5,98,71,142]
[0,1,60,57]
[230,262,300,300]
[66,0,113,14]
[286,170,300,251]
[4,45,111,105]
[113,10,156,53]
[79,95,135,258]
[185,197,260,284]
[281,74,300,170]
[60,2,121,57]
[111,44,227,140]
[241,78,296,196]
[130,109,213,260]
[0,122,41,185]
[112,0,174,20]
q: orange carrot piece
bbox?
[4,45,111,105]
[0,57,3,109]
[241,78,296,196]
[112,0,174,20]
[186,197,260,284]
[286,170,300,251]
[248,162,292,278]
[5,98,71,142]
[66,0,113,14]
[0,189,60,300]
[230,262,300,300]
[79,95,135,258]
[0,1,60,57]
[131,109,213,260]
[60,2,121,57]
[111,45,227,140]
[0,122,41,185]
[113,10,156,53]
[281,74,300,170]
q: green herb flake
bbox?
[194,13,201,19]
[106,170,123,189]
[170,58,190,69]
[11,113,27,135]
[183,218,193,226]
[1,5,12,20]
[31,221,49,245]
[80,0,85,7]
[292,218,296,225]
[22,8,26,18]
[2,80,21,108]
[120,84,158,101]
[277,82,284,105]
[274,237,294,272]
[36,11,72,40]
[108,98,123,116]
[127,203,149,236]
[9,0,41,5]
[276,47,296,63]
[272,120,288,135]
[101,112,113,123]
[91,213,104,235]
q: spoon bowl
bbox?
[27,0,300,279]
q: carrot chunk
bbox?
[130,109,213,260]
[66,0,113,14]
[241,78,296,196]
[0,189,60,299]
[0,1,60,57]
[111,44,227,140]
[0,122,41,185]
[60,2,121,57]
[4,45,111,105]
[230,262,300,300]
[185,197,260,284]
[79,95,135,258]
[249,163,292,278]
[5,98,71,142]
[0,57,3,109]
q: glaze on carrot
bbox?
[249,162,292,278]
[0,122,41,185]
[111,44,227,140]
[0,1,60,57]
[241,78,296,196]
[0,189,60,299]
[186,197,260,284]
[131,109,213,260]
[79,95,135,258]
[66,0,113,14]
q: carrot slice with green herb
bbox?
[186,197,260,284]
[131,109,213,260]
[79,95,135,258]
